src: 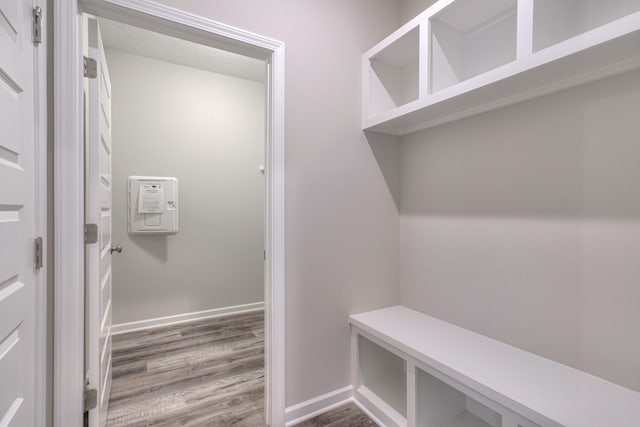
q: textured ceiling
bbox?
[99,19,266,82]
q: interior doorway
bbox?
[53,1,285,425]
[84,15,268,426]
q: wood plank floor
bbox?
[107,310,266,426]
[296,403,377,427]
[106,310,376,426]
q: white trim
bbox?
[352,397,388,427]
[53,1,286,426]
[33,0,49,425]
[285,386,354,427]
[53,0,85,426]
[111,302,265,335]
[354,386,405,427]
[80,0,281,56]
[266,38,286,427]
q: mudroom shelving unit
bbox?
[349,306,640,427]
[363,0,640,135]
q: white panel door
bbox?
[85,18,113,427]
[0,0,41,426]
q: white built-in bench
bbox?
[349,306,640,427]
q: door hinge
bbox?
[84,388,98,412]
[84,56,97,79]
[85,223,98,244]
[33,7,42,44]
[34,237,43,269]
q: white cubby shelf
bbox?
[363,0,640,135]
[349,306,640,427]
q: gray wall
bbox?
[400,0,437,23]
[399,70,640,392]
[397,0,640,393]
[131,0,403,407]
[107,50,266,324]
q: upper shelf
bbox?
[363,0,640,136]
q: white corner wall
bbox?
[399,70,640,392]
[106,50,266,324]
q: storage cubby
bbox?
[416,369,501,427]
[358,335,407,417]
[430,0,517,93]
[351,307,640,427]
[533,0,640,52]
[369,27,419,116]
[363,0,640,134]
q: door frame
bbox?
[33,0,49,425]
[53,0,286,425]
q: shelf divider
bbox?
[406,360,417,427]
[419,22,431,98]
[516,0,534,59]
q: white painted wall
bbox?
[399,0,640,392]
[106,50,266,324]
[399,70,640,392]
[401,0,438,23]
[129,0,403,407]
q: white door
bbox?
[85,17,114,427]
[0,0,43,426]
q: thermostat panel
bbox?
[128,176,178,235]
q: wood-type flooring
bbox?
[296,403,377,427]
[106,310,266,426]
[106,310,376,426]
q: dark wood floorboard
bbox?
[295,403,377,427]
[106,311,376,426]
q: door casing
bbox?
[53,0,286,425]
[35,1,48,425]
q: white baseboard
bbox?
[111,302,264,335]
[285,385,354,426]
[352,390,389,427]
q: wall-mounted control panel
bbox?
[128,176,178,235]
